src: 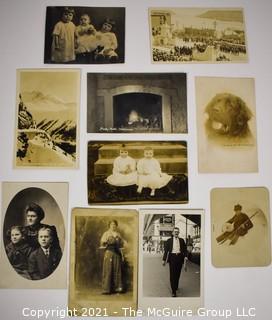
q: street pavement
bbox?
[142,252,200,297]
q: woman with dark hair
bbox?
[24,202,60,250]
[100,220,125,294]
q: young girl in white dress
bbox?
[106,146,137,187]
[95,18,118,62]
[51,7,76,63]
[137,147,172,196]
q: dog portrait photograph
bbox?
[69,208,138,316]
[87,73,187,133]
[44,6,125,64]
[150,7,248,63]
[211,187,271,268]
[15,69,80,168]
[0,182,68,289]
[138,209,204,314]
[87,141,188,204]
[195,77,258,172]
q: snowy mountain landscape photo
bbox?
[15,69,80,168]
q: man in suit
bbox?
[28,227,62,280]
[162,227,187,297]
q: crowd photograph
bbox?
[150,8,248,63]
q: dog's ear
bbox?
[235,96,252,123]
[228,95,252,136]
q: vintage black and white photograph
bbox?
[88,141,188,204]
[0,182,68,288]
[15,69,80,168]
[195,77,258,173]
[87,73,187,133]
[44,6,125,64]
[138,209,203,314]
[69,208,138,316]
[150,7,248,63]
[211,187,271,268]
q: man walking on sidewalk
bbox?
[162,227,187,297]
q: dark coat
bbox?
[5,241,33,277]
[162,237,187,263]
[28,246,62,280]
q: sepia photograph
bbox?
[138,209,204,314]
[87,73,187,133]
[69,208,138,316]
[44,6,125,64]
[88,141,188,204]
[0,182,68,289]
[15,69,80,168]
[211,187,271,268]
[150,7,248,63]
[195,77,258,173]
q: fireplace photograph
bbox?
[87,73,187,133]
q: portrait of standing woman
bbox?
[100,220,125,294]
[69,208,138,316]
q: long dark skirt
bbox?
[102,250,122,293]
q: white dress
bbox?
[51,21,75,62]
[107,156,137,186]
[137,157,172,189]
[75,24,97,53]
[95,31,118,57]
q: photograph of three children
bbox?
[44,6,125,64]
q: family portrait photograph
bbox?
[195,76,258,173]
[87,141,188,204]
[0,182,68,289]
[87,73,187,133]
[211,187,271,268]
[69,208,138,316]
[138,209,204,314]
[15,69,80,168]
[44,6,125,64]
[150,7,248,63]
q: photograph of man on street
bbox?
[141,211,202,299]
[162,226,187,297]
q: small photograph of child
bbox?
[44,6,125,64]
[1,182,67,289]
[88,141,188,204]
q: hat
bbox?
[234,204,242,211]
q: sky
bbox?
[19,70,80,103]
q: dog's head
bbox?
[205,93,252,137]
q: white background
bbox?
[0,0,271,319]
